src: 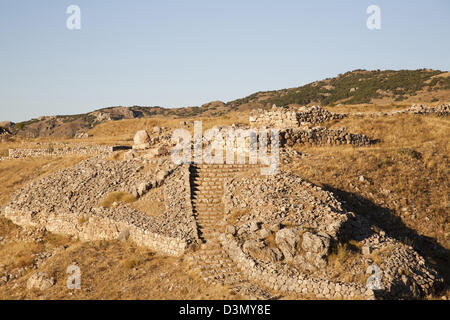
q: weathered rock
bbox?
[301,232,330,256]
[124,150,136,160]
[27,272,55,291]
[249,221,260,232]
[362,245,372,256]
[258,228,271,239]
[226,225,236,235]
[118,228,130,241]
[133,130,151,150]
[275,228,301,262]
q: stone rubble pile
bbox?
[248,105,373,148]
[132,127,173,151]
[351,103,450,118]
[220,171,442,299]
[249,105,345,128]
[6,143,116,159]
[281,126,373,147]
[3,156,199,256]
[0,123,445,299]
[403,103,449,116]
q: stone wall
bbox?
[221,172,442,299]
[219,234,375,299]
[2,158,198,256]
[3,206,187,257]
[402,103,449,116]
[281,127,373,147]
[249,105,345,128]
[7,143,116,159]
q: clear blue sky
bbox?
[0,0,449,122]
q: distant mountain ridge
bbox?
[2,69,449,139]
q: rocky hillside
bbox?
[228,69,450,109]
[2,69,449,139]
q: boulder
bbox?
[153,126,161,134]
[226,225,236,235]
[258,228,271,239]
[118,228,130,241]
[275,228,301,262]
[137,182,148,197]
[362,245,372,256]
[27,272,55,291]
[249,221,260,232]
[123,150,136,160]
[243,240,283,262]
[301,232,331,256]
[144,146,169,159]
[133,130,151,150]
[156,169,169,185]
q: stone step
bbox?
[196,214,222,219]
[192,187,223,192]
[193,198,221,204]
[192,194,222,199]
[194,211,220,216]
[193,182,223,187]
[193,194,223,199]
[194,176,223,181]
[192,195,222,200]
[192,184,223,190]
[196,164,259,169]
[197,217,222,222]
[193,203,223,209]
[197,223,221,228]
[195,214,222,219]
[199,231,221,237]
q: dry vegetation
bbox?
[130,187,166,217]
[0,156,88,206]
[286,113,449,289]
[0,238,242,300]
[99,192,137,208]
[0,104,448,299]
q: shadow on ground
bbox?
[323,185,449,295]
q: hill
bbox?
[2,69,449,139]
[228,69,450,109]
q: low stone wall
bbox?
[250,105,345,128]
[402,103,449,116]
[3,206,187,256]
[163,164,200,244]
[7,144,116,159]
[281,127,373,147]
[2,160,197,256]
[219,234,375,300]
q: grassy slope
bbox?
[6,69,450,140]
[228,69,450,109]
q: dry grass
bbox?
[287,113,449,289]
[290,114,449,244]
[130,187,166,217]
[0,107,448,300]
[0,156,88,205]
[227,208,250,224]
[327,241,365,284]
[325,103,409,114]
[0,240,241,300]
[99,192,137,208]
[86,111,250,142]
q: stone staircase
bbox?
[186,163,272,299]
